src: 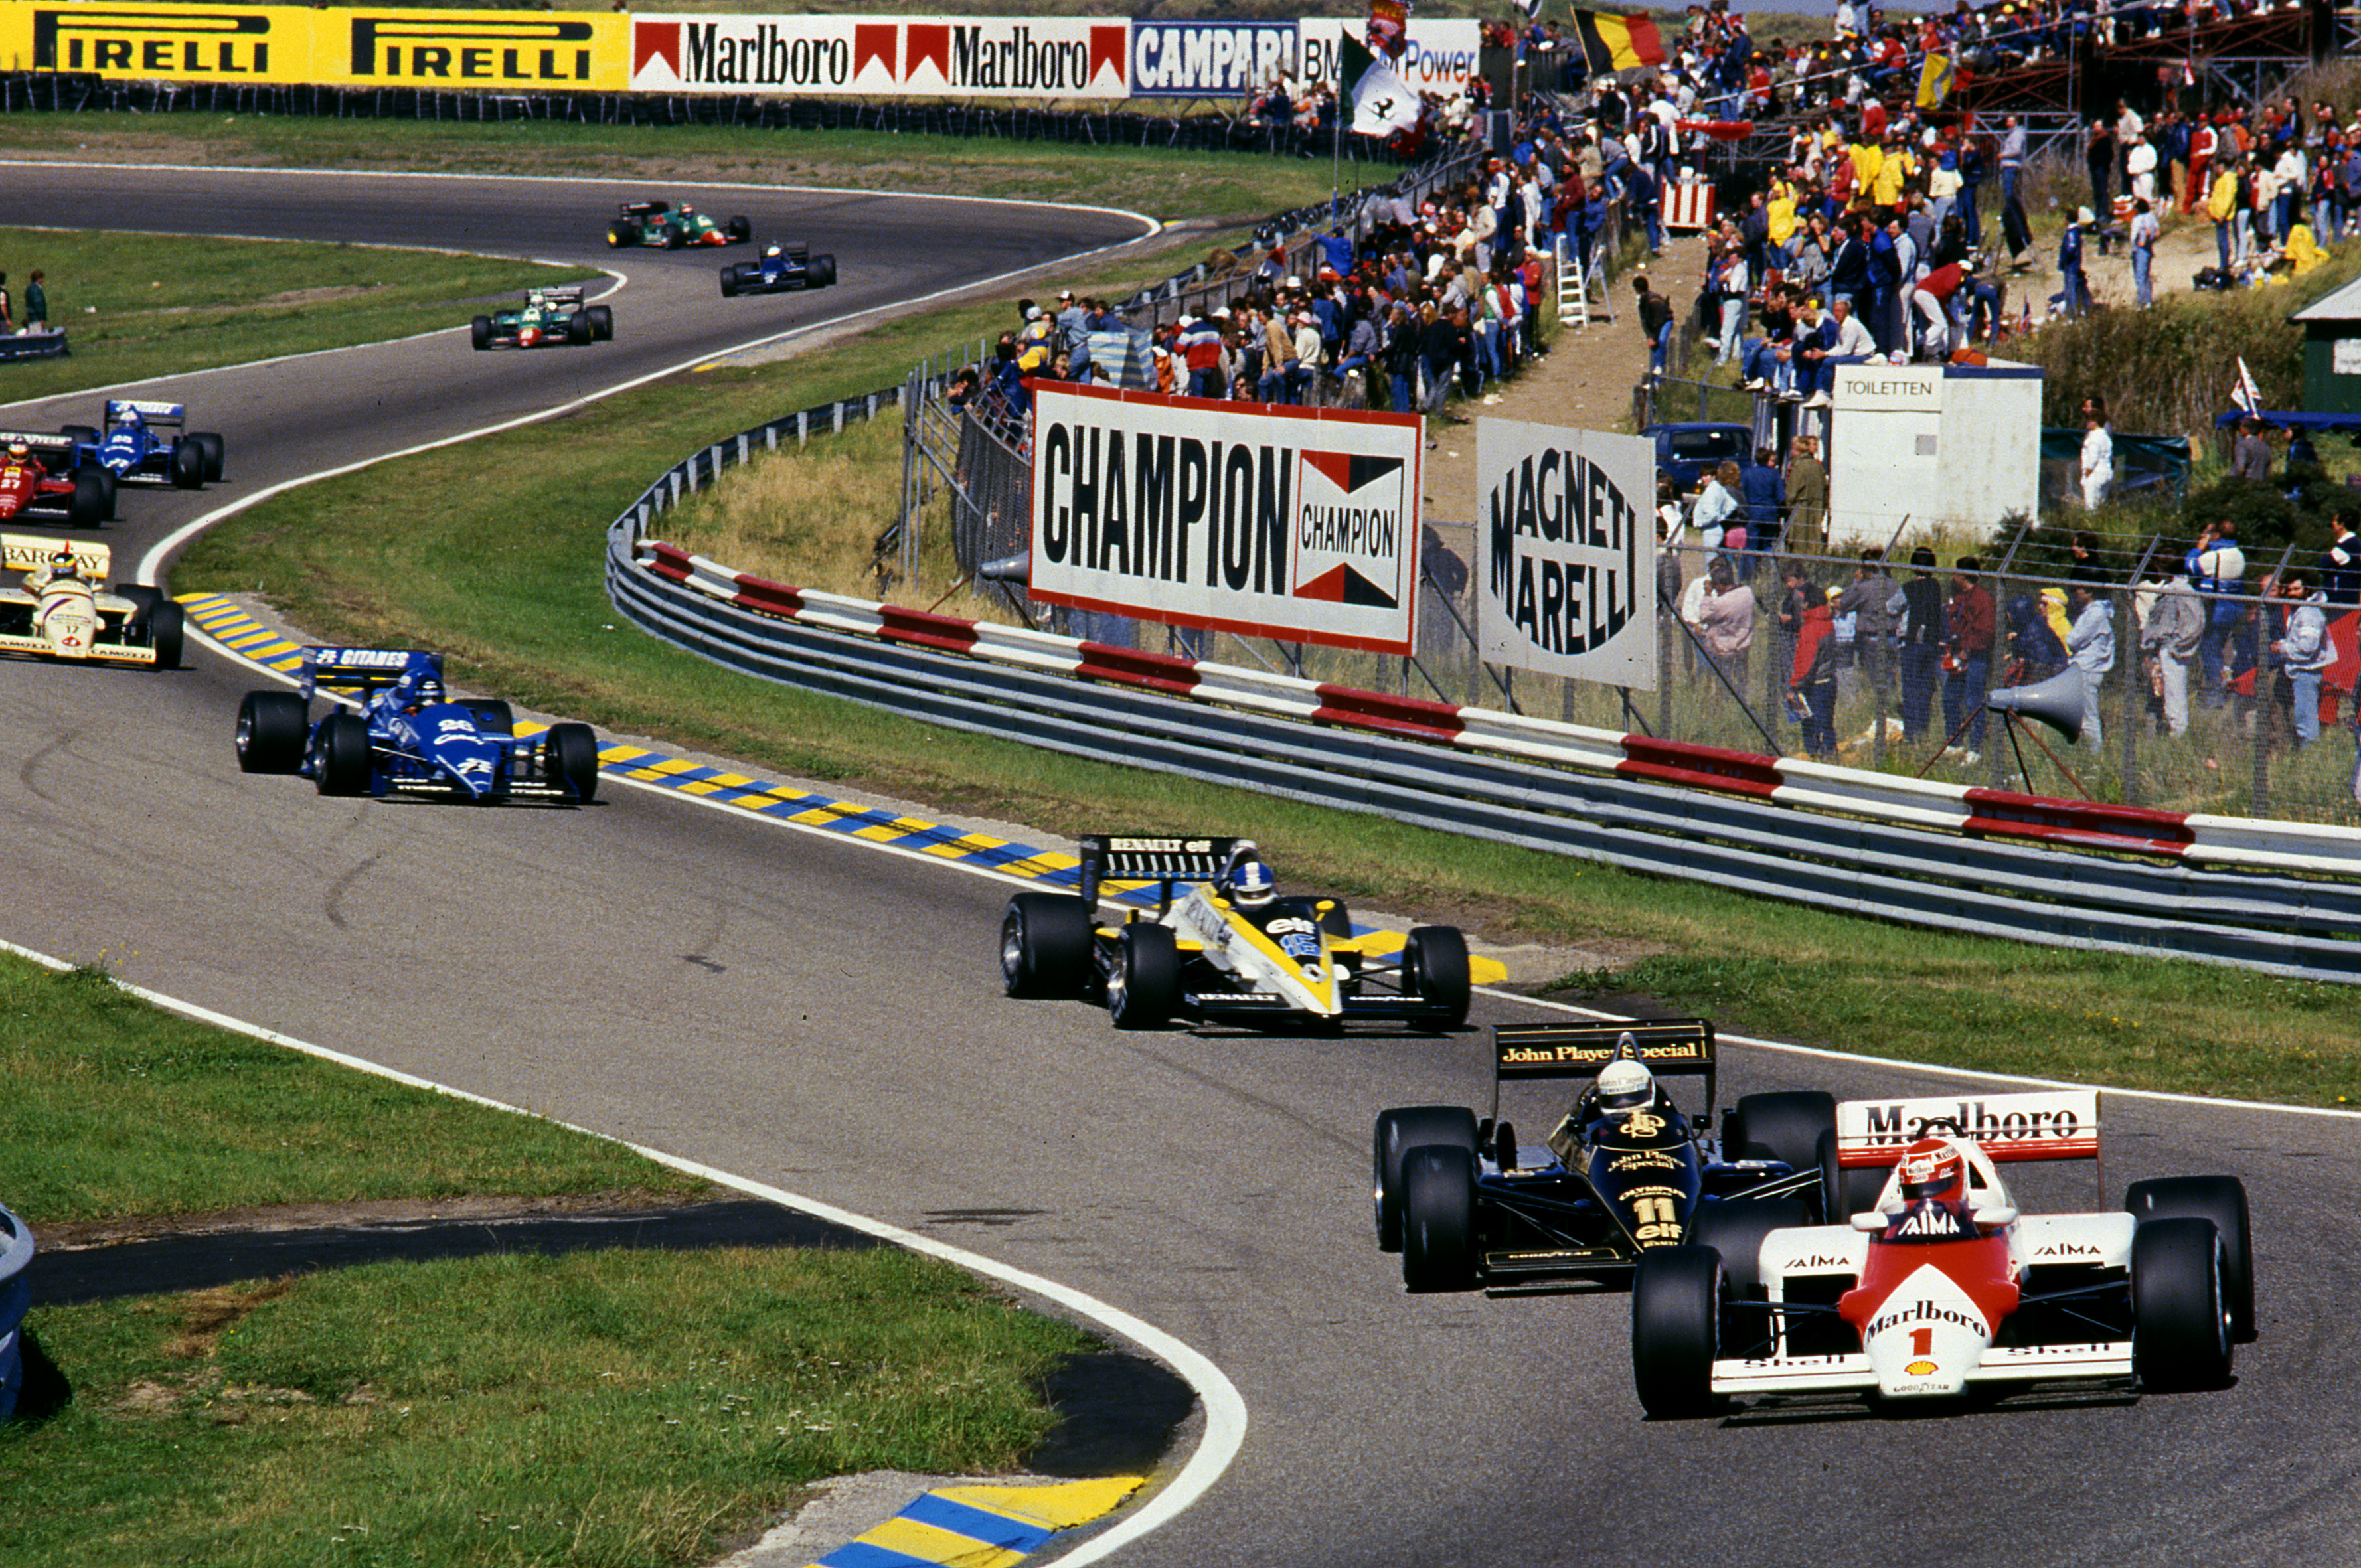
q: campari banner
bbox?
[1474,420,1657,692]
[1028,384,1423,657]
[631,13,1129,96]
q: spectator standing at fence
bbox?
[2188,517,2247,708]
[0,273,13,334]
[1698,556,1756,694]
[1784,434,1828,557]
[2207,152,2239,273]
[1835,548,1901,707]
[1635,273,1675,380]
[1694,459,1744,558]
[2129,198,2158,309]
[21,270,45,333]
[2273,570,2336,749]
[2059,208,2093,319]
[1899,546,1944,741]
[1943,556,1996,757]
[2080,398,2113,509]
[2139,564,2204,739]
[2232,418,2274,481]
[1740,446,1785,575]
[2065,578,2115,747]
[1180,308,1224,399]
[2085,121,2116,251]
[1787,568,1840,758]
[2322,508,2360,606]
[1382,302,1422,415]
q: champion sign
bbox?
[1474,420,1657,691]
[1028,384,1422,656]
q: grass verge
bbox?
[0,227,582,402]
[0,956,1096,1568]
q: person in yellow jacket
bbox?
[2208,164,2239,272]
[1767,175,1800,263]
[2283,221,2324,275]
[1849,137,1884,211]
[1017,303,1056,372]
[1871,137,1915,209]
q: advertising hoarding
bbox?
[1296,17,1481,96]
[1029,383,1423,657]
[1474,418,1657,691]
[1127,19,1297,97]
[631,14,1127,97]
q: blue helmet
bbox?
[1226,855,1276,909]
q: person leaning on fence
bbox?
[2271,570,2336,749]
[2188,517,2247,707]
[1698,556,1757,694]
[1943,556,1996,757]
[2139,563,2204,740]
[2064,579,2116,748]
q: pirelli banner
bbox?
[0,4,630,90]
[1029,384,1423,657]
[1475,419,1657,692]
[631,14,1128,97]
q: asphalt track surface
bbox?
[3,165,2357,1567]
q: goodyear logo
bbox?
[32,7,272,75]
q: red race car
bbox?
[0,434,113,527]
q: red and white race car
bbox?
[0,433,114,526]
[1629,1087,2252,1417]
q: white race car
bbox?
[1629,1086,2253,1417]
[0,534,182,670]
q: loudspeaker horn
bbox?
[1985,668,2087,742]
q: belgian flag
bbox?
[1572,10,1666,74]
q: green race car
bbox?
[606,199,752,249]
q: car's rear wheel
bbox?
[68,468,108,527]
[1400,1146,1478,1292]
[169,438,205,490]
[59,423,97,447]
[2127,1176,2253,1342]
[1000,893,1093,998]
[147,601,183,670]
[1372,1105,1477,1253]
[1402,925,1471,1028]
[720,266,741,298]
[2132,1217,2233,1391]
[1633,1245,1727,1419]
[1722,1091,1838,1208]
[312,712,372,796]
[607,224,637,248]
[465,700,515,736]
[727,215,752,242]
[587,305,613,341]
[542,722,600,803]
[567,312,593,345]
[235,691,307,773]
[1688,1197,1811,1302]
[811,254,837,287]
[191,432,226,481]
[472,315,493,351]
[1106,922,1179,1030]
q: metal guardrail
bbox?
[0,1202,34,1421]
[604,443,2361,981]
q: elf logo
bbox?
[32,9,270,74]
[349,15,599,82]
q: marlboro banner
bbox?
[1028,383,1424,656]
[1475,418,1657,690]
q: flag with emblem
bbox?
[1340,29,1420,135]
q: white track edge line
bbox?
[0,931,1248,1559]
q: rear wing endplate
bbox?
[301,646,438,701]
[1834,1088,2101,1168]
[1077,834,1244,913]
[1,532,108,578]
[1491,1019,1716,1121]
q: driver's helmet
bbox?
[1595,1059,1655,1117]
[679,203,696,216]
[119,407,142,426]
[764,243,783,259]
[5,439,27,463]
[1896,1137,1969,1206]
[1225,855,1277,909]
[49,546,76,570]
[406,674,445,710]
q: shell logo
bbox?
[1905,1359,1938,1376]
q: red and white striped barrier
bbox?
[635,542,2361,880]
[1664,178,1716,233]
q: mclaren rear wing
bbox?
[1077,834,1247,916]
[1490,1019,1716,1124]
[1834,1087,2103,1198]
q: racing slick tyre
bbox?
[147,600,184,671]
[192,432,226,481]
[312,712,372,797]
[465,700,515,736]
[1724,1091,1840,1215]
[235,691,308,773]
[1632,1245,1727,1419]
[1106,922,1180,1030]
[2131,1216,2234,1391]
[567,311,594,345]
[727,215,752,242]
[1401,925,1471,1028]
[587,305,613,341]
[811,254,837,287]
[1372,1105,1479,1252]
[59,424,97,447]
[720,266,742,298]
[472,315,494,351]
[2127,1176,2253,1342]
[169,437,205,489]
[542,722,600,804]
[1688,1197,1812,1302]
[92,466,117,520]
[999,893,1093,999]
[68,468,110,527]
[114,583,160,618]
[607,223,639,248]
[1816,1129,1884,1226]
[1399,1146,1478,1293]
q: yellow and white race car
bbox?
[0,533,181,670]
[999,835,1485,1031]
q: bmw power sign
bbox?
[1474,419,1657,692]
[1028,383,1422,657]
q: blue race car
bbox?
[720,242,837,297]
[234,648,600,805]
[61,400,224,491]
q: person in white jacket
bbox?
[2066,580,2115,746]
[2272,571,2336,747]
[2080,400,2114,510]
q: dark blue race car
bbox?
[234,648,600,805]
[62,400,225,492]
[720,242,837,297]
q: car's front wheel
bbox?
[311,712,372,796]
[1105,922,1180,1029]
[1372,1105,1477,1253]
[542,722,600,803]
[2131,1217,2233,1391]
[1633,1246,1727,1419]
[1399,1145,1478,1293]
[1000,893,1092,998]
[1402,925,1471,1028]
[236,691,308,773]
